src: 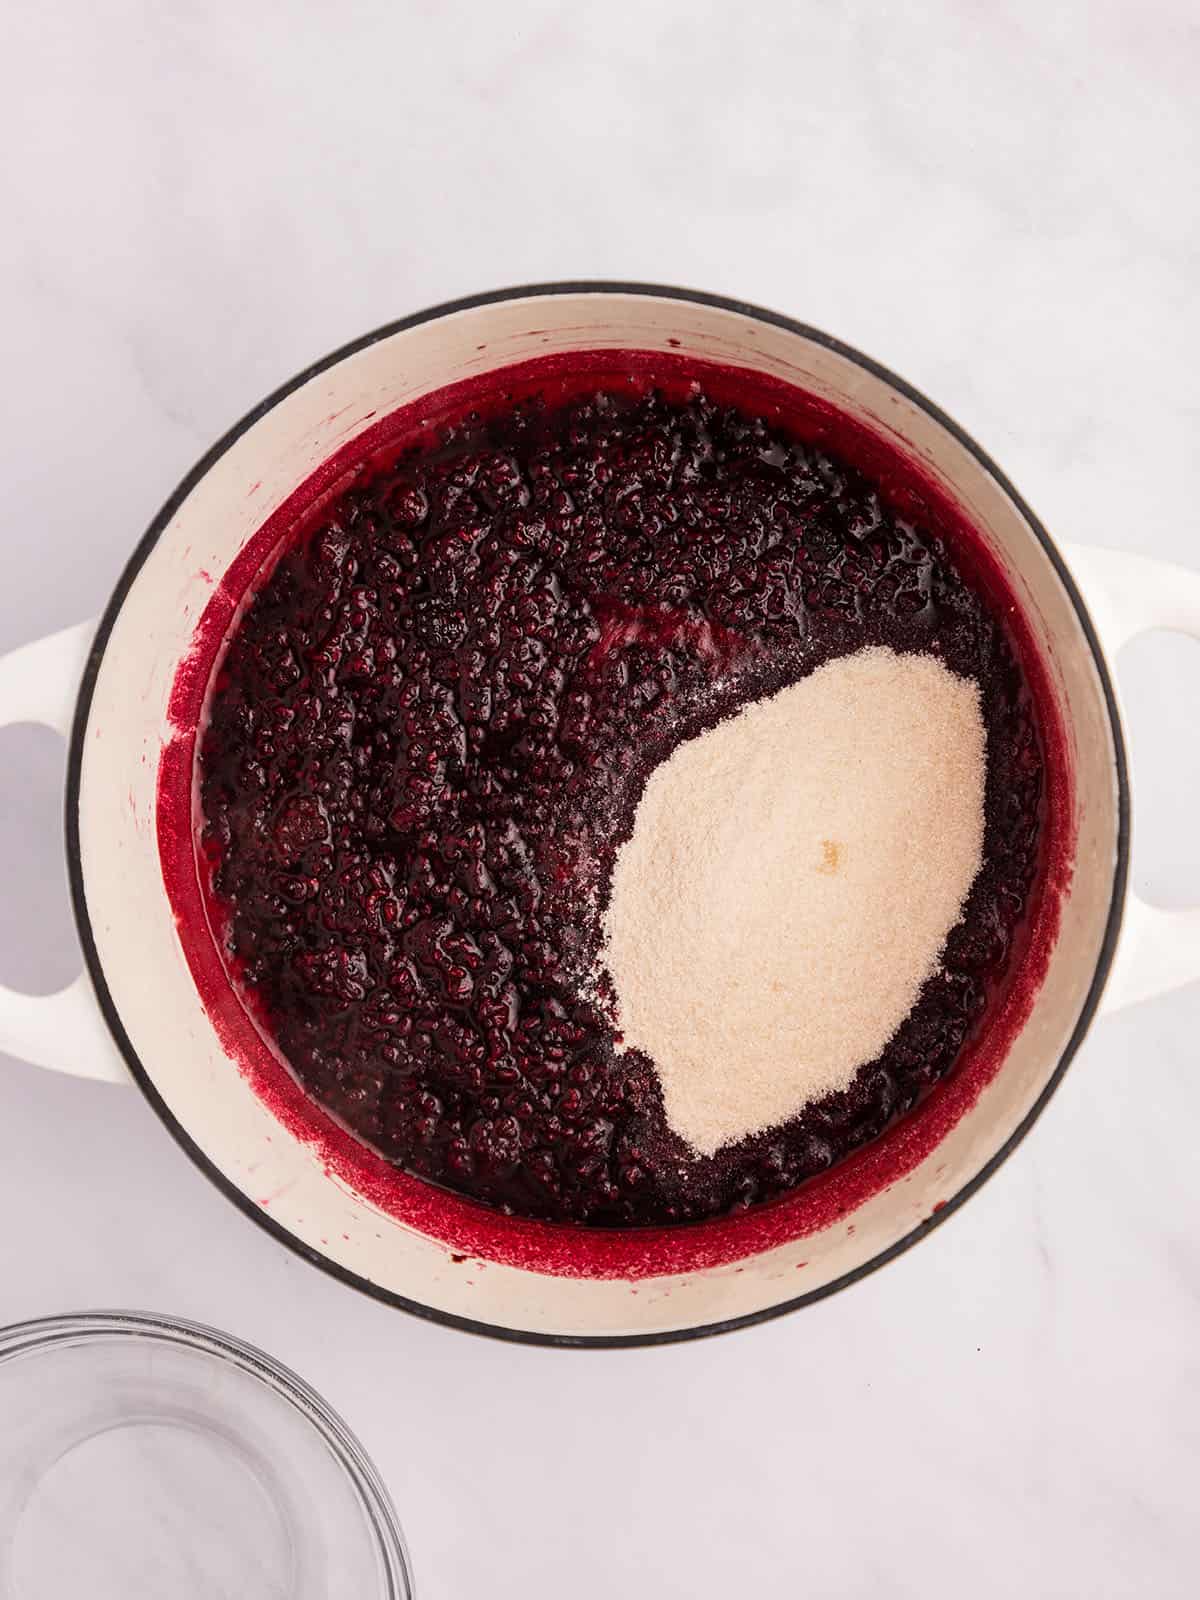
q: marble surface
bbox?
[2,2,1198,1594]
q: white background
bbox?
[2,3,1198,1595]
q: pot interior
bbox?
[75,289,1121,1340]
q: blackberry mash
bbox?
[199,377,1044,1226]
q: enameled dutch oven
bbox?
[4,285,1199,1345]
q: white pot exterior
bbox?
[18,286,1184,1342]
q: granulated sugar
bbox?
[602,646,987,1156]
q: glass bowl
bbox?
[0,1311,413,1599]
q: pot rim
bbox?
[64,280,1131,1348]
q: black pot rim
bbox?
[64,280,1130,1349]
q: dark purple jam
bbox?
[200,382,1043,1225]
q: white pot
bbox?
[4,285,1198,1346]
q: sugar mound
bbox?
[601,647,987,1156]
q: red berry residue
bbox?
[184,355,1060,1239]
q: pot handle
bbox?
[0,621,128,1081]
[1063,543,1200,1012]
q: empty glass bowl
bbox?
[0,1312,413,1599]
